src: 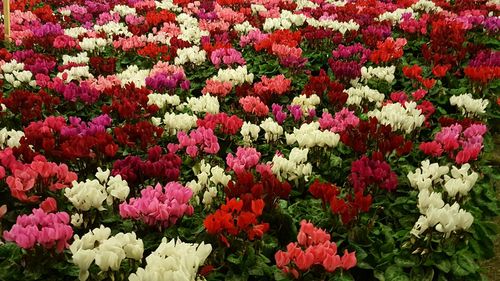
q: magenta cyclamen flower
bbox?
[119,182,194,228]
[350,155,398,192]
[226,147,261,174]
[3,208,73,253]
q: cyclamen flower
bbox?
[275,221,356,279]
[177,127,220,157]
[226,147,261,174]
[204,198,269,246]
[3,152,78,202]
[210,48,245,67]
[254,75,291,102]
[350,155,398,192]
[3,208,73,253]
[421,123,487,164]
[129,238,212,281]
[239,96,269,117]
[196,113,243,135]
[119,182,194,229]
[319,109,359,133]
[202,80,233,97]
[450,93,489,116]
[70,226,143,281]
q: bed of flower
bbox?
[0,0,499,280]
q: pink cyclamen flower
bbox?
[119,182,194,228]
[3,208,73,253]
[226,147,261,174]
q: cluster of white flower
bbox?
[359,66,396,83]
[377,8,416,24]
[443,164,479,197]
[155,0,182,12]
[154,112,198,135]
[64,27,89,38]
[412,190,474,238]
[94,22,133,38]
[291,94,321,115]
[306,18,359,34]
[112,4,137,17]
[70,226,144,281]
[286,122,340,148]
[57,66,94,82]
[1,60,36,88]
[0,128,24,148]
[324,0,347,5]
[250,4,266,14]
[450,93,489,116]
[407,160,450,191]
[211,65,254,86]
[408,160,476,238]
[58,7,72,17]
[186,160,231,207]
[174,46,207,65]
[183,94,220,114]
[263,10,307,31]
[408,160,478,197]
[145,31,170,45]
[368,101,425,134]
[345,85,385,107]
[411,0,443,13]
[65,168,130,212]
[272,148,312,182]
[240,121,260,145]
[233,21,256,34]
[147,93,181,109]
[295,0,320,9]
[129,237,211,281]
[79,37,109,51]
[116,65,150,88]
[260,118,284,142]
[62,52,90,65]
[176,13,209,44]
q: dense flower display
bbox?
[0,0,498,280]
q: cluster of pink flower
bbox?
[319,108,360,133]
[210,48,245,68]
[119,182,194,229]
[275,220,356,279]
[176,127,220,158]
[419,123,487,164]
[226,147,261,174]
[3,208,73,253]
[0,148,77,202]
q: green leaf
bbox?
[451,251,478,276]
[456,251,479,273]
[435,258,451,273]
[227,254,242,265]
[394,254,419,268]
[385,265,410,281]
[410,267,434,281]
